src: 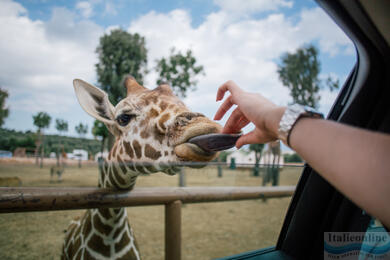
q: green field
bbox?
[0,162,302,259]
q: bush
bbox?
[284,153,303,163]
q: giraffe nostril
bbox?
[176,112,204,123]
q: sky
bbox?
[0,0,356,143]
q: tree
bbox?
[155,48,205,98]
[284,153,303,163]
[249,144,265,177]
[55,119,68,135]
[277,44,339,109]
[92,120,109,155]
[75,123,88,138]
[0,88,9,127]
[95,28,148,105]
[55,119,68,166]
[32,112,51,167]
[75,122,88,167]
[95,29,148,149]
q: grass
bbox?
[0,161,302,259]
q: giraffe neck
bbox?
[78,159,141,259]
[98,157,138,190]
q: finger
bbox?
[236,131,261,149]
[235,116,250,131]
[216,80,241,101]
[214,95,235,120]
[222,108,249,133]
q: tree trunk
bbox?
[101,137,106,155]
[34,144,40,166]
[107,132,115,150]
[40,144,44,168]
[217,156,223,178]
[253,152,261,177]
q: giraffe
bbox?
[263,141,281,186]
[61,76,221,260]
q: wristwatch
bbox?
[278,104,324,147]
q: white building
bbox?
[226,150,284,166]
[67,149,89,161]
[94,151,109,161]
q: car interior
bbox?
[219,0,390,259]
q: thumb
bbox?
[236,131,261,148]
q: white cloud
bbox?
[103,1,117,16]
[128,7,353,121]
[76,1,93,18]
[213,0,293,15]
[0,0,103,134]
[296,8,355,56]
[0,0,26,17]
[0,0,355,135]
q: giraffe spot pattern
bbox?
[117,248,138,260]
[153,125,165,144]
[148,108,159,118]
[98,208,112,219]
[112,218,127,239]
[87,234,111,257]
[115,232,131,252]
[123,141,134,158]
[132,140,142,159]
[140,129,150,139]
[93,213,112,237]
[158,113,171,131]
[159,101,168,111]
[144,144,162,160]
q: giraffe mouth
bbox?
[174,131,220,162]
[174,142,217,162]
[173,118,222,162]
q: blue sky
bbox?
[1,0,356,142]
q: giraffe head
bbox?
[74,76,221,175]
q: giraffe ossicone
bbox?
[62,76,221,259]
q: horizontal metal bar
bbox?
[0,186,295,213]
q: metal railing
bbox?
[0,186,295,260]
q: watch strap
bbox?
[278,104,323,147]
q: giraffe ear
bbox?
[73,79,115,125]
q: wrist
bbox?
[277,104,324,146]
[265,106,286,138]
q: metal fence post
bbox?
[179,168,186,187]
[165,200,182,260]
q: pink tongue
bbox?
[187,133,241,152]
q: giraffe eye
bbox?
[116,114,135,126]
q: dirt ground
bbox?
[0,161,302,260]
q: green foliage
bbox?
[155,48,204,98]
[249,144,264,160]
[55,119,68,134]
[277,44,339,109]
[0,88,9,127]
[32,112,51,132]
[95,29,148,105]
[284,153,303,163]
[75,123,88,137]
[92,120,108,140]
[0,128,101,156]
[0,128,36,152]
[92,120,109,153]
[218,151,232,162]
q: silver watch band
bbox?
[278,104,323,147]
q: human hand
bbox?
[214,80,286,148]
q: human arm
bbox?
[214,80,390,227]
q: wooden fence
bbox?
[0,186,296,260]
